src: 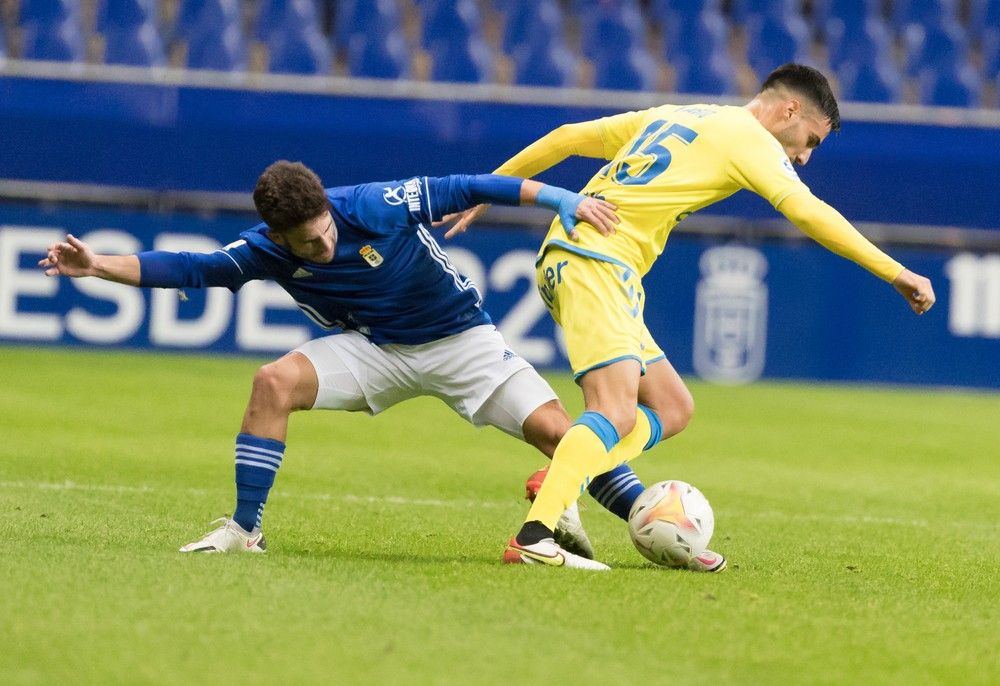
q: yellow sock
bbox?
[525,407,661,531]
[607,408,653,465]
[526,423,619,530]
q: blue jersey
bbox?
[138,175,521,344]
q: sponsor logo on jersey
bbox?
[359,245,384,268]
[291,267,313,278]
[502,349,516,361]
[383,178,423,214]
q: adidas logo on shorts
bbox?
[502,349,516,361]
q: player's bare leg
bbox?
[180,352,318,553]
[241,352,320,442]
[636,357,694,439]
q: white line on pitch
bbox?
[2,479,997,531]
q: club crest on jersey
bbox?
[360,245,384,268]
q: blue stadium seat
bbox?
[18,0,80,24]
[173,0,240,43]
[674,50,737,95]
[105,21,166,66]
[579,1,646,62]
[171,0,246,71]
[826,15,893,71]
[838,58,903,103]
[422,0,482,50]
[254,0,321,43]
[430,35,493,83]
[903,20,970,77]
[347,28,410,79]
[187,23,247,71]
[921,63,982,107]
[97,0,157,31]
[268,26,331,75]
[892,0,959,33]
[744,2,812,78]
[335,0,401,46]
[662,8,736,95]
[512,34,576,87]
[502,0,563,54]
[593,51,658,91]
[20,16,85,61]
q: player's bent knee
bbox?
[250,362,298,413]
[662,390,695,437]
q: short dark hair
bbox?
[761,63,841,132]
[253,161,330,232]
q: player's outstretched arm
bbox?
[443,120,609,239]
[779,192,935,314]
[38,234,141,285]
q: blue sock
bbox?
[233,432,285,532]
[588,464,645,522]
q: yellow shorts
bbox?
[536,248,665,379]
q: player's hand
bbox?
[38,234,96,278]
[573,196,618,238]
[437,203,490,239]
[892,268,936,315]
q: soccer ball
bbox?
[628,480,715,567]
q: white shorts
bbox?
[294,325,559,439]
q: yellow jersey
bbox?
[538,104,809,275]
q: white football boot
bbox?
[178,517,266,553]
[686,549,727,572]
[524,467,595,559]
[503,537,610,571]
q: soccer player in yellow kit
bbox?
[446,64,936,570]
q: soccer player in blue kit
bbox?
[41,161,620,569]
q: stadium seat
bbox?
[17,0,80,24]
[104,21,166,66]
[838,58,903,103]
[675,50,737,95]
[422,0,482,50]
[921,63,983,107]
[579,1,646,62]
[744,2,813,78]
[267,25,331,75]
[187,23,247,71]
[173,0,240,43]
[97,0,157,31]
[254,0,321,43]
[512,36,577,87]
[664,9,737,95]
[892,0,960,33]
[20,16,85,61]
[593,50,658,92]
[335,0,402,46]
[903,20,970,77]
[429,35,493,83]
[347,28,410,79]
[502,0,563,54]
[826,15,893,71]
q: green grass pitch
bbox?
[1,346,998,685]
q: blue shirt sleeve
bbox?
[137,239,267,290]
[351,174,524,230]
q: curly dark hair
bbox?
[253,161,330,232]
[761,63,841,132]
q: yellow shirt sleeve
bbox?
[493,120,607,178]
[779,191,904,282]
